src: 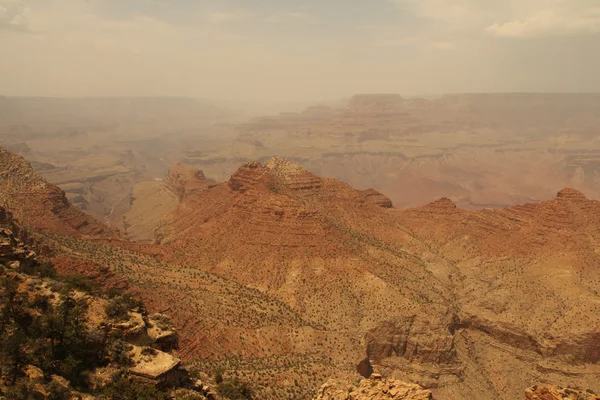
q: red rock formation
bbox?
[0,147,115,238]
[556,187,588,201]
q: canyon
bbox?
[3,94,600,241]
[1,144,599,399]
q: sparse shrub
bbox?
[46,380,72,400]
[141,346,158,356]
[214,367,224,384]
[99,373,168,400]
[105,294,143,321]
[109,339,133,367]
[3,379,37,400]
[62,274,101,295]
[20,259,57,278]
[217,378,254,400]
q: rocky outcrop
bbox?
[113,311,147,339]
[110,310,180,355]
[315,375,432,400]
[128,345,188,388]
[147,313,179,352]
[525,386,600,400]
[166,163,213,201]
[365,316,457,365]
[362,315,464,389]
[0,226,36,270]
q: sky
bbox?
[1,0,600,103]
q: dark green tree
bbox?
[2,328,29,384]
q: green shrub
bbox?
[217,378,254,400]
[19,260,57,278]
[105,294,143,321]
[46,380,72,400]
[109,339,133,367]
[61,274,101,295]
[3,379,37,400]
[99,374,168,400]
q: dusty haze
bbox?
[3,2,600,399]
[2,0,600,102]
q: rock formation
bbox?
[0,146,116,237]
[166,163,214,201]
[315,374,432,400]
[525,386,600,400]
[154,158,600,399]
[0,225,37,271]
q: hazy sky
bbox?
[1,0,599,102]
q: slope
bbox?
[0,146,116,237]
[159,158,600,399]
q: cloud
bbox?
[390,0,600,38]
[0,0,30,31]
[486,2,600,37]
[2,0,600,100]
